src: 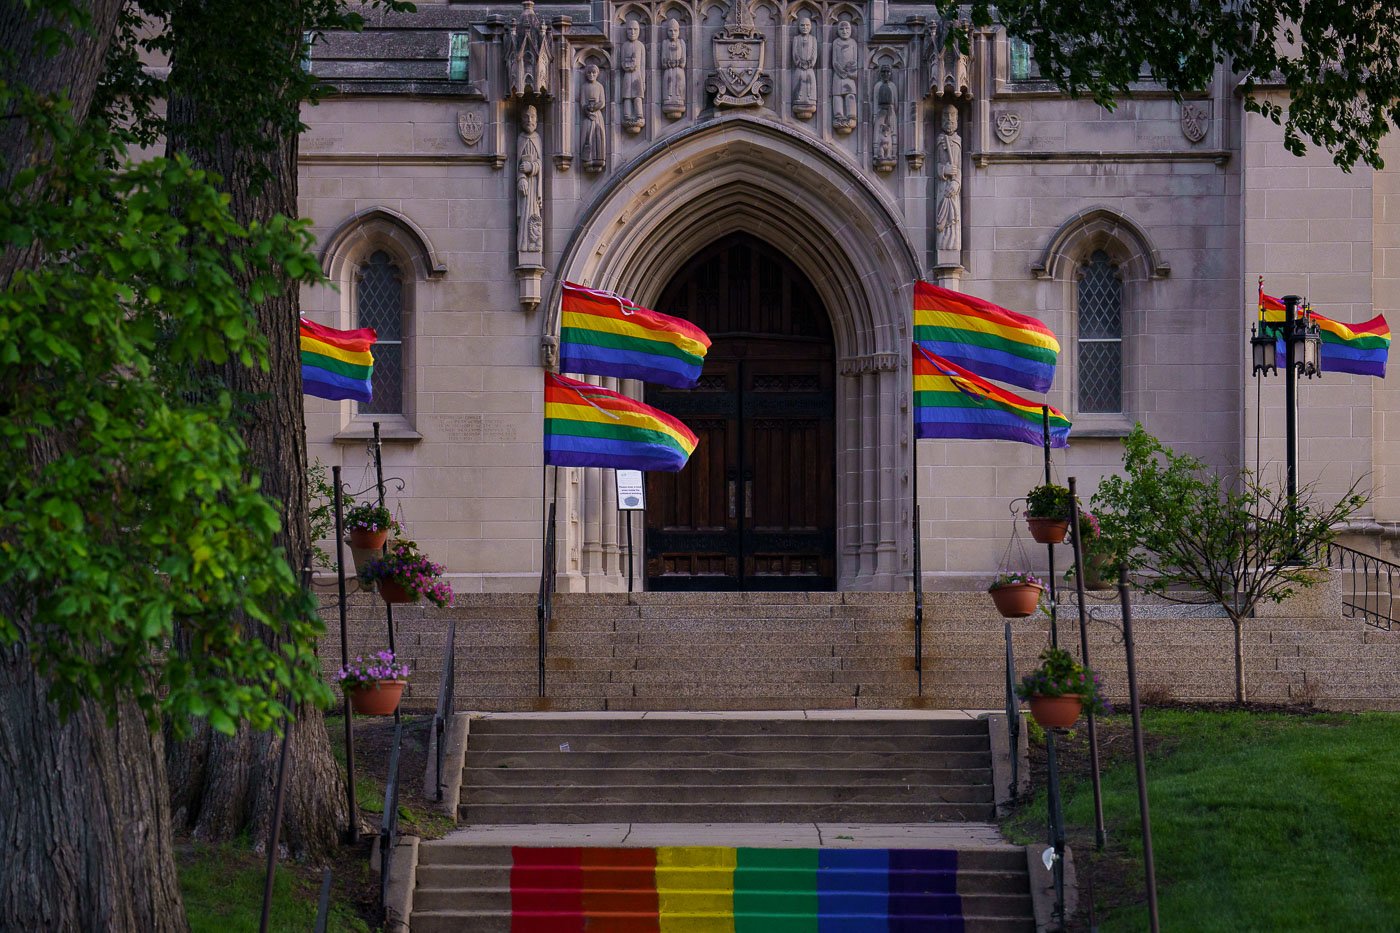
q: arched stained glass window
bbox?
[1077,250,1122,413]
[357,250,403,414]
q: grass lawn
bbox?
[1003,708,1400,932]
[179,840,371,933]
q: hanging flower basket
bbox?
[378,579,411,604]
[338,652,411,716]
[350,527,389,550]
[346,503,397,551]
[987,571,1044,618]
[1083,553,1115,590]
[1027,694,1083,729]
[1027,517,1069,544]
[358,540,454,608]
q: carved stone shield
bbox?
[994,111,1021,144]
[712,35,765,107]
[1180,102,1209,143]
[458,109,485,147]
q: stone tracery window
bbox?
[356,250,404,415]
[1076,250,1122,413]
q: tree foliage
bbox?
[1090,426,1366,701]
[964,0,1400,170]
[0,25,331,733]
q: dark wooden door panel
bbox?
[645,234,836,591]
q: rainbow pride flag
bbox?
[508,845,971,930]
[914,345,1070,448]
[300,318,376,403]
[559,282,712,389]
[545,373,698,472]
[1259,286,1390,377]
[914,281,1060,392]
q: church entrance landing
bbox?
[645,235,836,591]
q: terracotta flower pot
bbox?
[379,579,412,604]
[1083,553,1114,590]
[989,582,1043,618]
[350,527,389,550]
[1028,694,1083,729]
[1027,517,1069,544]
[348,679,407,716]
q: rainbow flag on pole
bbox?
[300,318,376,403]
[914,281,1060,392]
[1259,284,1390,377]
[559,282,712,389]
[544,373,698,472]
[914,345,1070,447]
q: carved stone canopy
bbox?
[505,0,553,99]
[928,15,972,100]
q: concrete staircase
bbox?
[410,842,1035,932]
[459,716,996,824]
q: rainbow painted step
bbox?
[507,845,974,932]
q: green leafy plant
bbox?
[345,503,396,534]
[1091,425,1367,703]
[1015,647,1109,716]
[358,540,454,607]
[1026,483,1073,520]
[307,458,345,570]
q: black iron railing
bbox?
[1323,541,1398,630]
[912,503,923,697]
[313,869,333,933]
[379,718,405,924]
[1002,621,1019,798]
[433,618,457,802]
[537,500,558,697]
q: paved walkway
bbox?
[441,822,1012,849]
[468,709,1003,720]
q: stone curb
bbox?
[1027,842,1077,933]
[370,833,419,933]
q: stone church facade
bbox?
[300,1,1400,594]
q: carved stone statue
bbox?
[620,19,647,134]
[506,0,552,99]
[579,64,606,173]
[661,18,687,119]
[873,65,897,172]
[831,20,858,135]
[935,104,962,252]
[790,15,817,120]
[516,104,544,258]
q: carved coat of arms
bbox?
[1180,102,1209,143]
[707,0,768,108]
[993,111,1021,144]
[457,109,485,147]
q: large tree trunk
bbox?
[1,5,188,929]
[162,5,346,859]
[1231,616,1247,705]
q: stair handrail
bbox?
[537,500,558,697]
[379,718,405,925]
[432,618,457,802]
[1003,620,1020,798]
[1322,540,1398,630]
[913,502,923,696]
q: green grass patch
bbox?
[179,841,371,933]
[1005,709,1400,932]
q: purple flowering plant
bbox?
[337,650,411,690]
[988,570,1043,591]
[345,502,398,534]
[358,539,454,607]
[1014,647,1109,715]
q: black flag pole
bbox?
[1042,405,1058,648]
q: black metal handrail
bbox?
[912,502,923,697]
[379,718,404,924]
[433,618,457,802]
[1323,541,1398,630]
[312,869,333,933]
[537,500,557,697]
[1002,621,1019,798]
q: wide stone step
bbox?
[469,717,986,736]
[466,733,989,753]
[462,782,993,806]
[410,911,1033,933]
[464,749,993,770]
[414,844,1027,872]
[462,766,992,787]
[457,801,998,823]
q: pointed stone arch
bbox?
[1031,206,1170,282]
[546,113,922,591]
[318,206,446,282]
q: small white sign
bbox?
[616,470,646,510]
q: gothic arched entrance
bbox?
[644,234,836,591]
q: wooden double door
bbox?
[645,235,836,591]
